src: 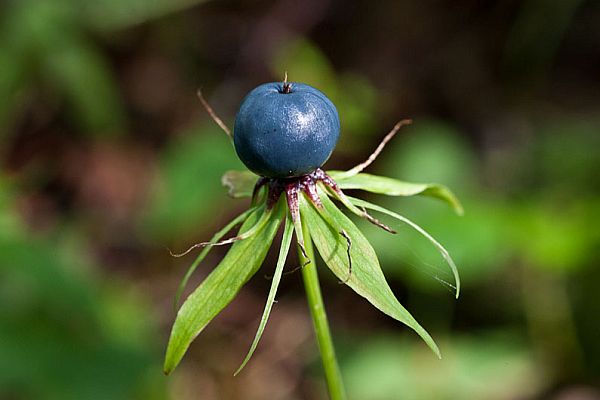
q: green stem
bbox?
[299,217,347,400]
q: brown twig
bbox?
[342,119,412,177]
[168,234,243,258]
[196,88,232,140]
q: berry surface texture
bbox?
[233,82,340,178]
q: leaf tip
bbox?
[163,332,190,377]
[430,341,442,360]
[444,189,464,216]
[233,350,255,377]
[423,335,442,359]
[232,343,257,377]
[453,262,461,299]
[233,365,244,377]
[454,202,465,217]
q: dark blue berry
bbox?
[233,82,340,178]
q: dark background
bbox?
[1,0,599,399]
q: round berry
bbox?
[233,82,340,178]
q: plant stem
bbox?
[299,218,347,400]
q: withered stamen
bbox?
[339,229,353,284]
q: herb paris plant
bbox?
[164,78,462,396]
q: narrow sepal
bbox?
[234,214,295,375]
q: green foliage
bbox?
[173,207,257,310]
[164,199,285,374]
[80,0,210,31]
[164,145,466,375]
[300,191,441,358]
[0,186,165,400]
[235,214,294,375]
[218,169,463,217]
[533,118,600,193]
[371,118,600,290]
[364,121,503,288]
[348,196,460,298]
[44,38,126,134]
[0,0,209,137]
[0,0,125,136]
[329,171,464,215]
[1,2,598,395]
[342,332,541,400]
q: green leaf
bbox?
[300,191,441,358]
[164,199,285,374]
[235,214,294,375]
[328,171,464,215]
[0,181,163,399]
[42,39,126,136]
[343,332,541,400]
[81,0,211,32]
[347,196,460,298]
[221,170,258,199]
[174,206,257,311]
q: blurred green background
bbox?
[1,0,599,399]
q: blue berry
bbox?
[233,82,340,178]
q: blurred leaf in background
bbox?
[0,0,125,138]
[0,0,211,139]
[0,182,166,399]
[359,120,510,289]
[358,116,600,286]
[347,114,600,388]
[342,332,542,400]
[80,0,209,32]
[142,123,246,240]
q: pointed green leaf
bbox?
[164,200,285,374]
[174,207,257,311]
[328,171,463,215]
[347,196,460,298]
[221,170,258,198]
[300,192,441,358]
[43,40,126,136]
[235,214,294,375]
[83,0,211,32]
